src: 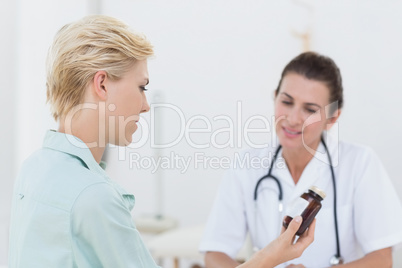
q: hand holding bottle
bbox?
[238,216,316,268]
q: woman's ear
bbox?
[93,70,108,101]
[325,109,341,130]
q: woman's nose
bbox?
[286,107,303,126]
[141,94,150,113]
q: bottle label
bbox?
[286,197,309,218]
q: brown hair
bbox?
[275,52,343,111]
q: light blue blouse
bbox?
[9,130,159,268]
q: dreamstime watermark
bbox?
[62,100,340,168]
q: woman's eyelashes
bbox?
[306,107,318,114]
[140,86,148,91]
[281,100,318,114]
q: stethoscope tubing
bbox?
[253,137,342,263]
[321,138,342,260]
[253,145,283,202]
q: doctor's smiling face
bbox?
[274,52,343,153]
[274,72,335,152]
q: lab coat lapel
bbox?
[273,149,295,188]
[288,143,326,202]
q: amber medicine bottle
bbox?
[283,186,326,236]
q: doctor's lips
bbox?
[282,127,302,137]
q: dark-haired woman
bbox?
[200,52,402,268]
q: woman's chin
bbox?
[278,135,322,153]
[118,125,137,146]
[278,139,313,153]
[107,133,133,147]
[277,133,303,148]
[121,134,133,147]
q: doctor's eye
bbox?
[306,108,318,114]
[140,86,148,92]
[282,101,292,105]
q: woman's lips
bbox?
[282,127,302,138]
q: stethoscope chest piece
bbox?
[329,255,344,266]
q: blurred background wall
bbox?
[1,0,402,266]
[0,0,17,265]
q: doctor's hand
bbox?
[239,216,315,268]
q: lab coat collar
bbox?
[273,141,329,202]
[42,130,108,178]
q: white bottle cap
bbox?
[309,186,326,199]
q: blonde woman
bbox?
[9,15,314,267]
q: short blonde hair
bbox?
[46,15,154,121]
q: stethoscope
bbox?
[253,137,344,266]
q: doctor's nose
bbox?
[286,108,303,126]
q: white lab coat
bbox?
[199,139,402,267]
